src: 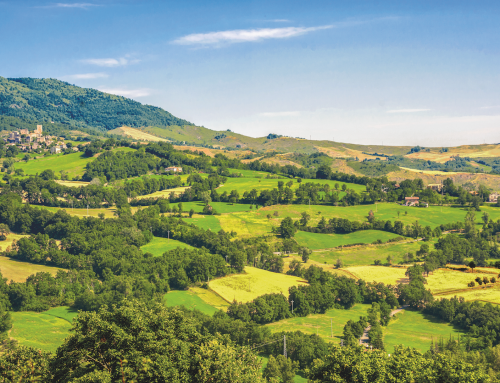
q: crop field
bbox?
[384,309,464,353]
[209,267,308,303]
[266,304,371,343]
[295,230,401,250]
[54,180,90,187]
[310,240,429,267]
[135,187,190,199]
[189,215,222,231]
[141,236,195,256]
[437,285,500,304]
[163,290,219,316]
[426,269,495,294]
[345,266,408,285]
[9,311,72,352]
[16,152,93,179]
[190,287,230,311]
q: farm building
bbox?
[490,193,499,203]
[404,196,420,206]
[427,184,442,192]
[165,166,183,173]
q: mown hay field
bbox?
[9,312,72,352]
[209,267,307,303]
[310,240,430,267]
[163,290,219,316]
[189,287,230,311]
[384,309,464,353]
[295,230,401,250]
[345,266,407,285]
[135,187,189,200]
[437,285,500,304]
[266,304,371,343]
[16,152,93,179]
[189,215,222,231]
[0,256,63,282]
[217,212,273,238]
[54,180,90,187]
[140,236,195,256]
[426,269,498,294]
[37,206,120,218]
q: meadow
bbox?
[163,290,219,316]
[16,152,93,179]
[344,266,408,285]
[437,285,500,304]
[9,311,72,352]
[310,240,429,267]
[189,215,222,231]
[140,236,195,257]
[209,267,308,303]
[54,180,90,187]
[0,256,63,282]
[135,187,189,199]
[295,230,401,250]
[384,309,464,353]
[181,201,253,214]
[189,287,230,311]
[426,269,496,294]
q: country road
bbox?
[359,305,409,347]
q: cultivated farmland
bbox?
[345,266,408,285]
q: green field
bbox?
[0,254,63,283]
[295,230,401,250]
[45,306,79,323]
[384,309,464,353]
[163,290,219,316]
[310,240,428,267]
[266,304,371,343]
[141,236,195,256]
[182,201,254,214]
[16,152,93,179]
[189,215,222,231]
[10,311,72,352]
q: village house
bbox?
[20,129,29,135]
[490,193,499,203]
[404,196,420,206]
[165,166,183,173]
[50,146,61,154]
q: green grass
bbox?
[266,304,371,344]
[182,201,254,214]
[163,290,219,316]
[310,240,430,267]
[45,306,79,323]
[10,311,72,352]
[384,309,464,353]
[141,236,195,256]
[16,152,93,179]
[295,230,401,250]
[189,215,222,231]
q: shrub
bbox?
[468,281,475,287]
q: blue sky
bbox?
[1,0,499,146]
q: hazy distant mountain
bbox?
[0,77,192,131]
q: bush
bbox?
[468,281,475,287]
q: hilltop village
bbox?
[3,124,77,154]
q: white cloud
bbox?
[269,19,291,23]
[480,105,500,110]
[259,111,301,117]
[65,72,108,79]
[52,3,99,8]
[386,109,431,113]
[82,57,130,67]
[172,25,333,46]
[99,88,151,98]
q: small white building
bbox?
[165,166,183,173]
[490,193,499,203]
[50,146,61,154]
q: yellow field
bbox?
[344,266,407,285]
[426,269,495,294]
[109,126,169,142]
[399,167,460,176]
[406,144,500,163]
[209,267,307,303]
[54,180,90,187]
[0,233,28,252]
[190,287,230,311]
[135,187,189,200]
[437,285,500,304]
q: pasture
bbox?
[266,304,371,343]
[209,267,307,303]
[384,309,464,353]
[141,236,195,256]
[295,230,401,250]
[189,215,222,231]
[163,290,219,316]
[44,306,79,323]
[16,152,93,179]
[344,266,408,285]
[9,311,72,352]
[310,240,428,267]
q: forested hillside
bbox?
[0,77,192,131]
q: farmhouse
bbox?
[427,184,442,192]
[490,193,499,203]
[165,166,183,173]
[404,196,420,206]
[50,146,61,154]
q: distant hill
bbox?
[0,77,192,131]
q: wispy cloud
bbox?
[387,109,431,114]
[43,3,100,9]
[81,57,136,67]
[479,105,500,110]
[99,88,151,98]
[65,72,108,79]
[260,111,301,117]
[269,19,291,23]
[172,25,333,46]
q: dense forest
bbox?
[0,77,192,131]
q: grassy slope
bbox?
[16,152,93,179]
[141,236,195,256]
[295,230,401,250]
[163,290,219,316]
[384,309,464,353]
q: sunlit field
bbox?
[344,266,408,285]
